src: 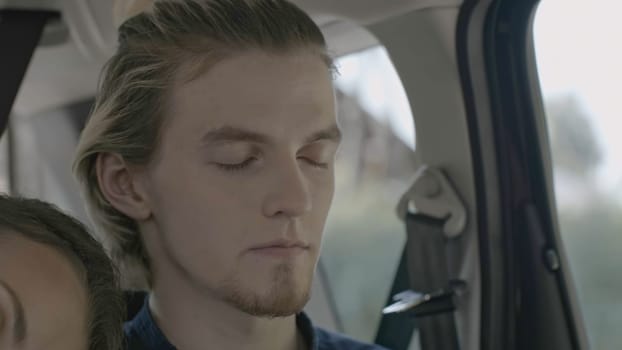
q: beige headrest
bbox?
[113,0,155,27]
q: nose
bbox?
[262,160,312,218]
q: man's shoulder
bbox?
[315,327,390,350]
[123,319,150,350]
[122,296,176,350]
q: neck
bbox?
[149,275,304,350]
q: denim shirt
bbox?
[124,297,388,350]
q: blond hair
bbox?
[73,0,332,289]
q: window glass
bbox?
[321,46,416,342]
[534,1,622,349]
[0,128,9,194]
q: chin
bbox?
[218,263,313,317]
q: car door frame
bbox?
[457,0,589,348]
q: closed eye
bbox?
[214,157,258,172]
[299,157,329,169]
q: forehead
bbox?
[166,50,336,140]
[0,232,85,288]
[0,231,88,348]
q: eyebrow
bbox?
[304,125,342,144]
[0,280,26,343]
[201,124,342,146]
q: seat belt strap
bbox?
[404,213,460,350]
[375,248,417,349]
[375,215,461,350]
[375,166,466,350]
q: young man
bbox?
[0,195,124,350]
[74,1,388,349]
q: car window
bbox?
[320,45,416,343]
[534,1,622,349]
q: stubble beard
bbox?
[217,262,312,318]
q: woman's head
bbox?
[0,195,124,350]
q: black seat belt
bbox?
[375,248,418,349]
[0,9,58,137]
[375,166,466,350]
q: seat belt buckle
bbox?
[382,280,467,318]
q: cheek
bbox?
[22,276,89,350]
[305,173,335,235]
[156,190,244,248]
[311,170,336,209]
[149,165,261,263]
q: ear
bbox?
[0,282,17,348]
[96,153,152,221]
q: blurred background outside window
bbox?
[534,1,622,349]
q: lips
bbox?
[248,239,310,257]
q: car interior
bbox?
[2,0,621,349]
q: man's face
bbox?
[0,232,89,350]
[141,50,339,316]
